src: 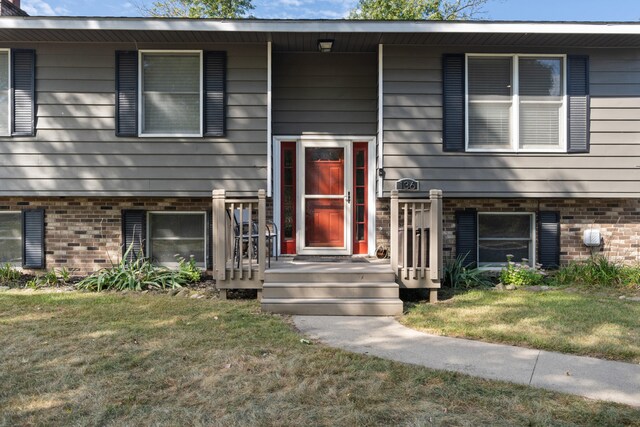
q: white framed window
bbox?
[139,50,203,137]
[478,212,535,268]
[0,212,22,265]
[0,49,10,136]
[147,212,207,268]
[466,54,566,153]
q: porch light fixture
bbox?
[317,39,333,52]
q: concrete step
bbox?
[261,298,404,316]
[263,282,399,299]
[265,270,396,283]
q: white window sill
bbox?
[465,148,567,154]
[138,133,203,138]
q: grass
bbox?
[1,291,639,426]
[402,289,640,363]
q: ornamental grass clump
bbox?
[443,253,493,289]
[550,256,640,291]
[77,245,201,292]
[0,263,21,284]
[499,255,545,287]
[26,267,72,289]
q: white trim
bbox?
[272,135,377,257]
[465,53,567,154]
[138,50,203,138]
[367,137,377,257]
[297,139,352,256]
[477,212,536,269]
[3,49,10,137]
[377,44,384,199]
[4,18,640,35]
[266,42,273,197]
[272,136,282,256]
[146,211,207,268]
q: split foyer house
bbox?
[1,9,640,314]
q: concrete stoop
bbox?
[261,264,403,316]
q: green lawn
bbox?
[402,289,640,363]
[1,290,639,426]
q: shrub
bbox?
[499,255,545,287]
[0,263,21,284]
[77,245,202,292]
[550,256,640,290]
[443,253,493,289]
[176,255,202,283]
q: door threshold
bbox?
[292,255,369,264]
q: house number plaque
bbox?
[395,178,420,192]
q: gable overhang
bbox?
[1,18,640,50]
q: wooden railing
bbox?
[390,189,443,300]
[212,189,266,291]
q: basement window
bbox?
[0,212,22,264]
[478,213,535,267]
[148,212,206,268]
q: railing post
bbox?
[212,189,227,282]
[429,189,443,284]
[390,190,399,274]
[258,189,266,281]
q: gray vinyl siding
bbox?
[0,43,267,197]
[383,46,640,198]
[272,52,377,136]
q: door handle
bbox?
[346,191,351,204]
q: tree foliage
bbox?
[141,0,254,18]
[349,0,488,20]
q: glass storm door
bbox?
[298,141,351,255]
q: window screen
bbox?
[0,212,22,264]
[141,53,201,135]
[478,213,533,267]
[519,57,563,149]
[149,212,206,267]
[467,57,513,149]
[0,52,9,135]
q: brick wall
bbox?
[443,198,640,265]
[4,196,639,274]
[375,199,390,253]
[375,197,640,266]
[0,197,213,275]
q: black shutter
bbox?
[203,51,226,137]
[115,51,138,137]
[538,211,560,269]
[455,210,477,267]
[567,55,590,153]
[11,49,36,137]
[443,54,465,152]
[206,209,213,270]
[22,209,45,269]
[122,210,146,262]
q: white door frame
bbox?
[273,135,377,257]
[297,139,351,255]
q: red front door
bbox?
[304,147,346,248]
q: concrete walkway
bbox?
[294,316,640,407]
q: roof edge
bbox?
[1,17,640,34]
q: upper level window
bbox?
[0,50,10,135]
[140,51,202,137]
[466,55,566,152]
